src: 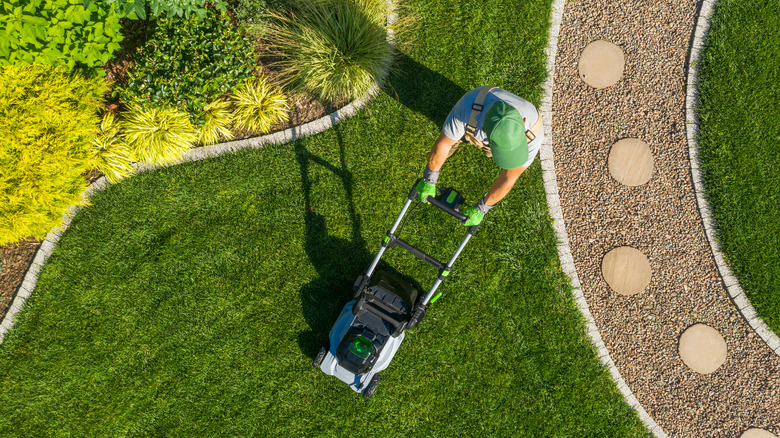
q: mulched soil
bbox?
[552,0,780,436]
[0,240,41,321]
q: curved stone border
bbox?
[538,1,666,436]
[684,0,780,356]
[0,3,398,344]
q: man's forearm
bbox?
[484,167,527,206]
[427,131,459,172]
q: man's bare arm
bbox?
[484,166,527,206]
[426,131,459,172]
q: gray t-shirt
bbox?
[442,87,543,167]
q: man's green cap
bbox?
[483,101,527,169]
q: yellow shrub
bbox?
[0,64,105,245]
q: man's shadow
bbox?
[295,129,421,359]
[296,53,469,359]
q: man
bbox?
[416,86,544,226]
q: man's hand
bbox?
[416,180,436,203]
[463,207,484,226]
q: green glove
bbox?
[463,207,484,226]
[416,180,436,203]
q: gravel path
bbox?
[550,0,780,436]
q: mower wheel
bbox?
[313,344,328,369]
[363,374,381,399]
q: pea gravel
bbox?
[551,0,780,436]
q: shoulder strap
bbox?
[463,86,498,146]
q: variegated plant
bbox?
[198,99,234,145]
[121,105,198,166]
[90,113,135,183]
[230,76,289,134]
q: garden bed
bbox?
[0,4,344,320]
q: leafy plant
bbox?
[88,0,227,20]
[198,99,234,145]
[263,0,392,102]
[0,64,105,245]
[121,104,198,165]
[230,77,289,134]
[118,6,257,125]
[90,113,135,183]
[0,0,123,75]
[232,0,290,27]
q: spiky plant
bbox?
[198,99,234,145]
[120,105,198,166]
[230,77,289,134]
[90,113,135,183]
[263,0,393,102]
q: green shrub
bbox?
[230,76,289,134]
[0,0,123,75]
[118,6,257,125]
[121,104,198,165]
[0,64,105,245]
[198,99,234,145]
[92,0,227,20]
[263,0,392,102]
[232,0,290,27]
[90,113,136,183]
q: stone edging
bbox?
[684,0,780,356]
[538,1,667,436]
[0,3,398,344]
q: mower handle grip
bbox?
[409,179,468,223]
[426,195,468,222]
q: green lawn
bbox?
[0,0,651,436]
[696,0,780,333]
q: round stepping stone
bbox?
[740,428,777,438]
[601,247,652,296]
[679,324,728,374]
[578,40,625,89]
[608,138,654,186]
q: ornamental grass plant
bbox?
[230,76,290,134]
[197,99,234,145]
[263,0,393,102]
[90,113,135,183]
[121,105,198,166]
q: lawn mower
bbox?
[313,180,481,399]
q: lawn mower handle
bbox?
[409,180,469,223]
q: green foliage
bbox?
[90,113,135,183]
[0,0,123,75]
[263,0,393,102]
[89,0,227,20]
[0,64,105,245]
[118,6,257,125]
[230,76,289,134]
[121,104,198,165]
[231,0,290,27]
[197,99,234,145]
